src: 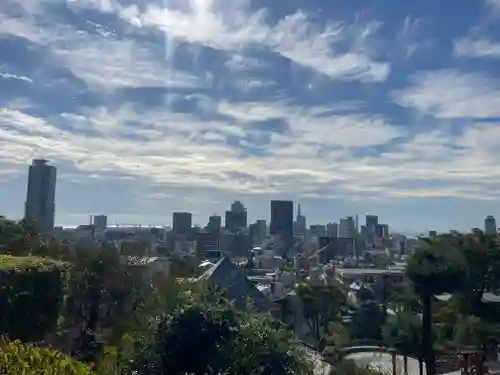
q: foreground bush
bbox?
[131,296,313,375]
[0,340,93,374]
[0,256,67,342]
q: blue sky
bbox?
[1,0,500,233]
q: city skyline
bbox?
[13,159,499,237]
[1,158,499,234]
[2,1,500,232]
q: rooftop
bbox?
[336,268,404,276]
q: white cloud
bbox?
[101,0,390,82]
[4,103,500,201]
[5,0,500,206]
[454,37,500,58]
[0,4,204,92]
[487,0,500,13]
[0,73,33,83]
[225,54,269,71]
[392,69,500,118]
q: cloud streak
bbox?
[2,0,500,229]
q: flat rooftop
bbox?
[336,268,404,276]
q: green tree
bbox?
[390,280,420,314]
[0,215,40,255]
[350,302,385,341]
[131,294,313,375]
[0,340,93,375]
[406,235,466,375]
[383,312,422,375]
[453,315,500,357]
[57,247,155,367]
[296,281,346,349]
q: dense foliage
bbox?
[4,212,500,375]
[132,297,311,375]
[296,281,346,349]
[0,340,94,375]
[0,255,67,342]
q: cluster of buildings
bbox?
[20,158,500,305]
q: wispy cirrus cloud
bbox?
[2,0,500,229]
[454,37,500,58]
[392,69,500,119]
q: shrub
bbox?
[0,340,93,374]
[0,255,68,342]
[132,296,312,375]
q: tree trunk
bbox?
[404,355,408,375]
[422,293,435,375]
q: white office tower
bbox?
[485,215,497,235]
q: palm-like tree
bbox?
[406,236,466,375]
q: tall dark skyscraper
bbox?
[25,159,57,233]
[207,214,222,233]
[172,212,192,235]
[270,200,294,239]
[225,201,247,232]
[366,215,378,229]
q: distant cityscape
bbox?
[23,158,498,262]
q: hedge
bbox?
[0,340,94,374]
[0,256,68,342]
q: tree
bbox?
[296,281,346,349]
[453,315,500,358]
[0,215,40,255]
[56,246,155,367]
[406,235,466,375]
[383,312,422,375]
[349,301,385,341]
[390,280,420,314]
[0,340,93,375]
[131,293,313,375]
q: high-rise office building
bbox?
[326,222,338,238]
[207,214,222,233]
[93,214,108,230]
[366,215,378,229]
[225,201,247,232]
[485,215,497,235]
[270,200,294,239]
[25,159,57,233]
[172,212,192,235]
[339,216,355,238]
[295,204,307,235]
[376,223,389,238]
[310,225,326,238]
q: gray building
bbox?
[485,215,497,235]
[93,214,108,230]
[172,212,192,235]
[225,201,247,232]
[25,159,57,233]
[270,200,293,239]
[206,214,222,233]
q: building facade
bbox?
[485,215,497,235]
[270,200,294,239]
[25,159,57,233]
[172,212,192,235]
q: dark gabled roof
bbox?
[198,257,270,311]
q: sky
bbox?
[1,0,500,233]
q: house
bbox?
[198,257,270,311]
